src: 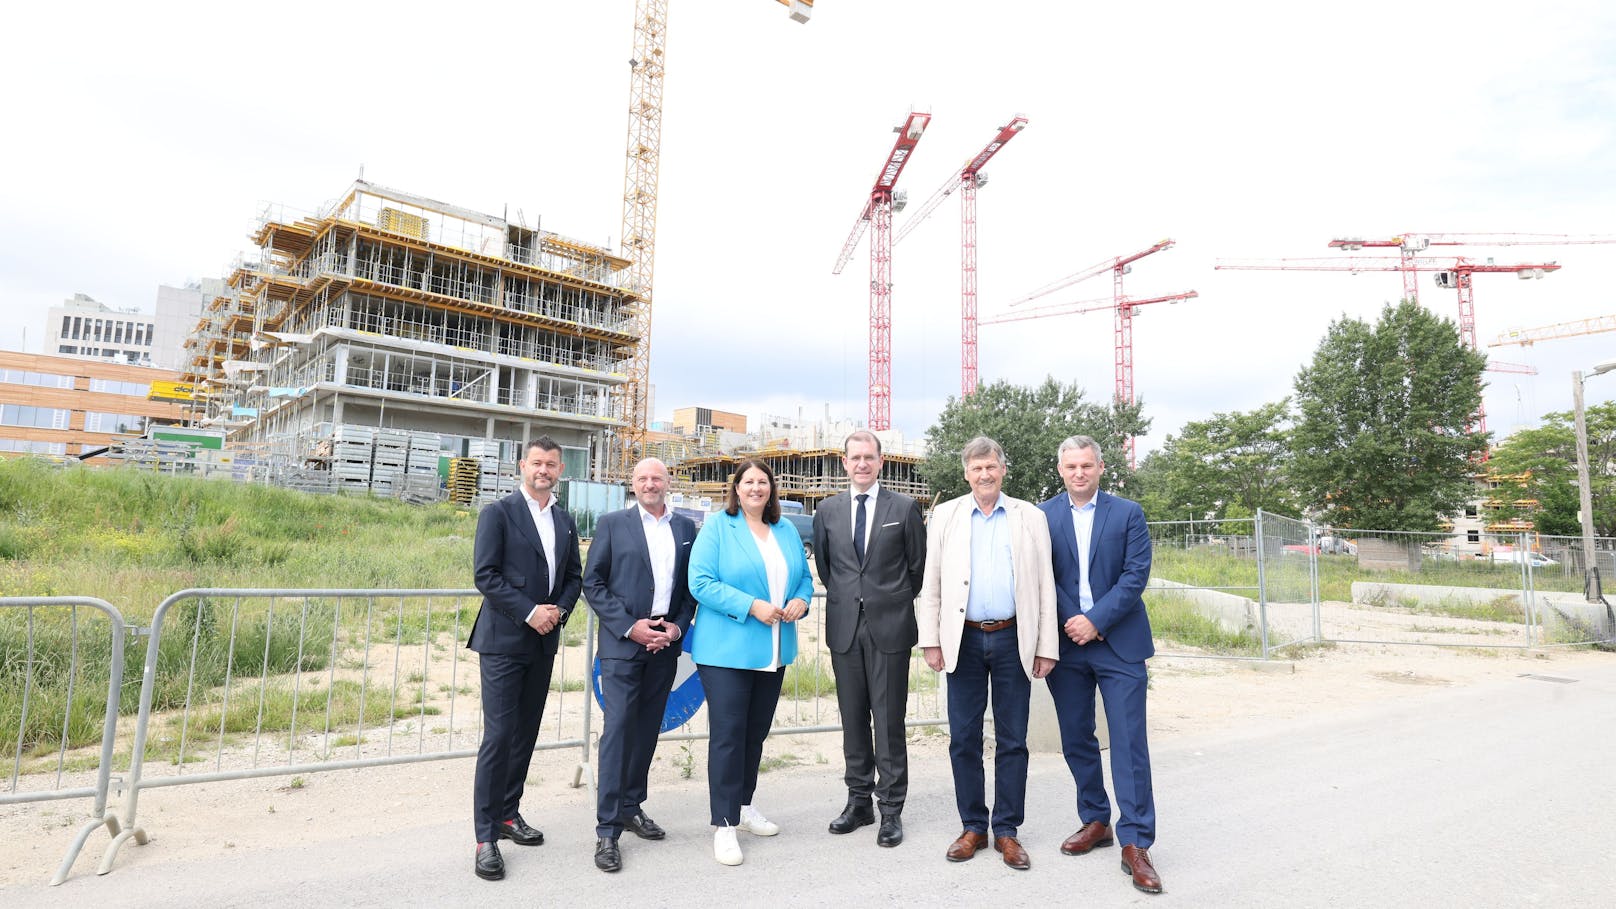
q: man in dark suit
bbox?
[582,457,697,873]
[469,436,582,882]
[1038,435,1161,894]
[812,430,926,847]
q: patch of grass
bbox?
[674,742,696,780]
[758,752,801,773]
[171,679,406,751]
[783,658,836,699]
[549,677,586,693]
[1144,594,1263,656]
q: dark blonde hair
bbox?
[724,458,781,523]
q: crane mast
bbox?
[832,111,932,430]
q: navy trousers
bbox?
[697,664,784,827]
[472,648,556,844]
[946,626,1030,839]
[1046,642,1155,848]
[595,648,679,839]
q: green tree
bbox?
[919,377,1148,505]
[1135,399,1299,523]
[1291,300,1487,531]
[1486,403,1616,537]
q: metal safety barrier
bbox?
[102,588,592,878]
[0,597,129,885]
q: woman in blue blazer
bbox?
[688,457,815,866]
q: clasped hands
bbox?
[628,617,680,653]
[525,603,565,635]
[748,598,807,627]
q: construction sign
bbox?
[148,381,197,403]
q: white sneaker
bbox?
[714,825,743,865]
[737,805,780,836]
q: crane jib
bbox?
[878,148,912,189]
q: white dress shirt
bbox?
[1069,494,1097,613]
[639,505,676,619]
[520,484,559,623]
[850,482,880,554]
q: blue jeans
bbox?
[946,626,1030,839]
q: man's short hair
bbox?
[524,436,562,459]
[1057,435,1103,463]
[959,436,1007,471]
[843,430,882,456]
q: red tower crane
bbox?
[1326,232,1613,304]
[1213,254,1562,434]
[892,116,1028,398]
[832,111,932,431]
[990,239,1193,468]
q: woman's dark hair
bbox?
[724,458,780,523]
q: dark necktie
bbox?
[854,493,869,565]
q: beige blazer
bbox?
[916,492,1059,677]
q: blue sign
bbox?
[591,633,705,733]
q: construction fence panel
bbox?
[1146,517,1284,659]
[105,588,590,877]
[1523,534,1616,647]
[1319,528,1539,648]
[637,591,948,752]
[1256,511,1323,655]
[0,597,129,885]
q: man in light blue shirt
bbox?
[917,436,1058,872]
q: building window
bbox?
[1467,529,1480,543]
[0,404,69,429]
[89,378,150,396]
[84,411,148,434]
[1,369,74,389]
[0,438,67,455]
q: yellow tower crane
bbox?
[614,0,813,477]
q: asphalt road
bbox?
[8,658,1615,908]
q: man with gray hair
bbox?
[917,436,1059,870]
[1038,435,1161,894]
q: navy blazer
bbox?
[1039,490,1155,663]
[469,490,583,657]
[582,504,698,661]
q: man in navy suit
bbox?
[469,436,582,881]
[1039,435,1162,894]
[582,457,697,873]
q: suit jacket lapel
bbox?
[508,492,545,556]
[863,491,899,564]
[624,504,653,575]
[1089,491,1112,563]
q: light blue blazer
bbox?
[688,510,815,670]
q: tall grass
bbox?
[0,459,480,757]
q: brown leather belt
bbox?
[962,617,1016,633]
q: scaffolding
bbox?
[674,448,930,512]
[181,180,642,476]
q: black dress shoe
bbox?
[595,837,622,873]
[828,798,876,834]
[877,811,903,848]
[623,811,666,840]
[474,842,505,881]
[496,815,544,846]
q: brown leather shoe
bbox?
[946,830,988,862]
[1060,820,1114,855]
[994,836,1031,871]
[1121,844,1162,893]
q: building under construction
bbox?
[676,447,930,512]
[183,180,639,479]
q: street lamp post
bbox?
[1572,359,1616,602]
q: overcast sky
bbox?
[4,1,1614,456]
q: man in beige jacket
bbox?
[917,436,1059,871]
